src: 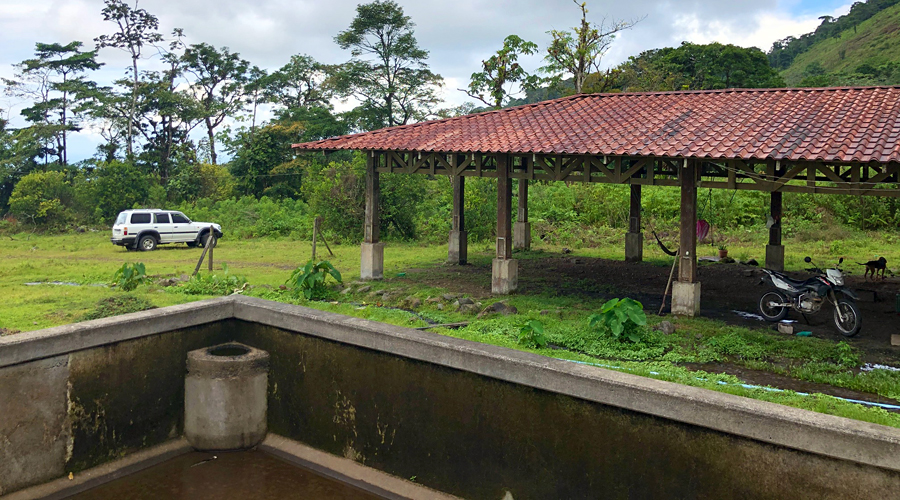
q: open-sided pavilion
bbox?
[293,86,900,315]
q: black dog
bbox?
[858,256,887,281]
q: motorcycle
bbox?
[758,256,862,337]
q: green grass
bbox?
[1,230,899,428]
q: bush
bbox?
[588,297,648,342]
[112,262,148,291]
[75,160,150,223]
[287,260,342,300]
[8,170,73,227]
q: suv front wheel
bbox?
[139,235,158,251]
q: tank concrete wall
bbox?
[2,295,900,499]
[0,299,233,494]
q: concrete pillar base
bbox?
[671,281,701,317]
[513,222,531,251]
[492,258,518,295]
[448,230,467,265]
[625,232,643,262]
[766,244,785,271]
[360,242,384,280]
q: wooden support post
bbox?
[672,160,700,316]
[193,226,216,277]
[766,191,784,271]
[361,152,383,280]
[312,216,318,261]
[625,184,643,262]
[513,178,531,250]
[493,155,517,294]
[448,175,467,264]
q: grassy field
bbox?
[2,230,899,428]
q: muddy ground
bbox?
[400,251,900,405]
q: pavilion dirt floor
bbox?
[398,252,900,407]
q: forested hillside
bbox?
[772,0,900,86]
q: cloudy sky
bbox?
[0,0,851,160]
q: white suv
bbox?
[111,209,223,251]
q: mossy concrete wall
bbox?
[235,320,900,499]
[3,295,900,499]
[0,299,233,495]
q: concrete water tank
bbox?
[184,342,269,451]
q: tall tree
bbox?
[462,35,540,109]
[262,54,332,111]
[332,0,443,130]
[181,42,250,164]
[2,42,102,165]
[542,1,641,94]
[95,0,164,157]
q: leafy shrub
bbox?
[112,262,148,291]
[518,320,547,348]
[588,297,648,342]
[81,296,155,321]
[178,264,248,295]
[287,260,342,299]
[9,171,74,227]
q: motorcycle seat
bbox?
[765,270,814,288]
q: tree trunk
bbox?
[206,118,217,165]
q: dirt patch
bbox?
[682,362,900,411]
[0,327,21,336]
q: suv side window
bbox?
[154,213,171,224]
[171,213,189,224]
[131,213,151,224]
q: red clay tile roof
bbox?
[293,87,900,164]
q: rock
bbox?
[406,297,422,309]
[357,285,371,294]
[721,256,735,264]
[477,301,519,318]
[777,322,794,335]
[351,281,366,285]
[659,321,675,335]
[426,297,441,303]
[452,300,460,309]
[179,274,190,282]
[436,303,444,311]
[458,297,475,306]
[341,287,353,295]
[76,226,86,233]
[746,259,759,266]
[742,269,755,277]
[459,303,480,314]
[562,248,572,254]
[442,293,457,301]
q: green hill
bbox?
[780,2,900,86]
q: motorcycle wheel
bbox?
[758,290,789,322]
[833,298,862,337]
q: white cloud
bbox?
[0,0,856,161]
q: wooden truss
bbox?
[371,151,900,197]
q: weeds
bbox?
[112,262,147,291]
[518,320,547,348]
[81,296,155,321]
[176,264,248,295]
[287,260,342,299]
[588,297,648,342]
